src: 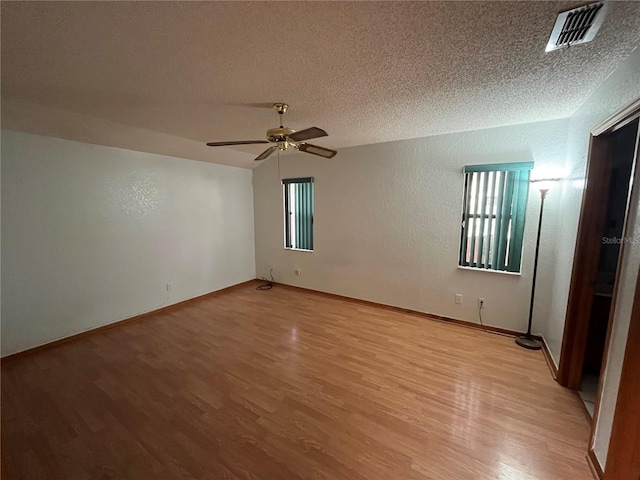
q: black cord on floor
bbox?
[478,301,514,338]
[479,300,487,332]
[256,268,275,290]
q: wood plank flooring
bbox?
[2,283,593,479]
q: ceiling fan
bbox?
[206,103,337,161]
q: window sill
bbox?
[285,247,314,253]
[457,266,521,276]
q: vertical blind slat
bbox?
[468,173,478,267]
[298,183,302,249]
[491,171,506,269]
[506,171,521,270]
[308,182,312,248]
[303,183,308,249]
[477,171,491,267]
[303,182,310,249]
[303,182,308,249]
[485,171,498,269]
[496,171,515,271]
[296,183,302,249]
[508,170,530,272]
[459,173,471,265]
[308,182,312,249]
[284,184,291,248]
[468,173,477,266]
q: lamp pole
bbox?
[516,188,548,350]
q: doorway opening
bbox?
[558,114,640,417]
[580,119,638,415]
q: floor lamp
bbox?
[516,178,562,350]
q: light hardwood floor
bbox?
[2,283,593,479]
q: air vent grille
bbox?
[546,2,607,52]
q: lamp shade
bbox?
[530,177,563,192]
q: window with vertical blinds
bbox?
[459,162,533,273]
[283,177,314,251]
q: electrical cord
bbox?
[478,299,487,332]
[478,300,515,338]
[256,268,276,290]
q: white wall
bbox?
[1,130,256,356]
[542,47,640,368]
[254,119,569,334]
[550,47,640,469]
[252,47,640,470]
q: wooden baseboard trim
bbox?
[273,282,525,338]
[1,279,258,364]
[540,336,559,380]
[587,448,604,480]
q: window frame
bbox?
[282,177,314,252]
[459,162,533,273]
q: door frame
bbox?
[604,263,640,479]
[558,98,640,390]
[557,134,613,389]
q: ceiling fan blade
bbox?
[298,143,337,159]
[206,140,269,147]
[287,127,328,142]
[255,145,278,161]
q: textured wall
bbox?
[557,47,640,469]
[543,47,640,368]
[1,131,256,356]
[253,119,569,334]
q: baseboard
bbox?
[1,279,258,364]
[4,278,549,370]
[540,336,559,380]
[587,448,604,480]
[273,282,525,338]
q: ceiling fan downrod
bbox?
[273,102,288,128]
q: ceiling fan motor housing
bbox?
[267,127,296,144]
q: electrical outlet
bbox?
[455,294,463,304]
[166,283,172,292]
[295,268,301,276]
[478,297,485,308]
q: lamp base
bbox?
[515,335,542,350]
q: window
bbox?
[283,177,314,251]
[459,162,533,272]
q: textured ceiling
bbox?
[2,1,640,169]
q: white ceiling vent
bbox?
[546,2,608,52]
